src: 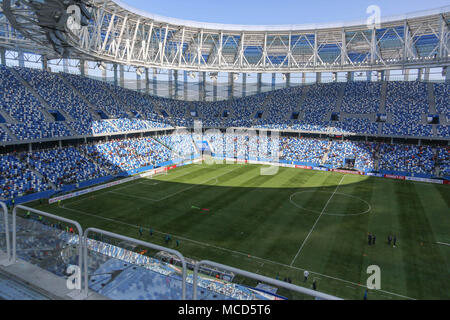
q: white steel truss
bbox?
[1,0,450,73]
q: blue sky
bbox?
[123,0,449,25]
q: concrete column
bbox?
[366,71,372,82]
[286,73,291,88]
[424,68,430,82]
[347,71,354,82]
[29,143,32,153]
[242,73,247,97]
[213,77,218,101]
[153,68,158,95]
[174,70,179,99]
[102,66,107,81]
[257,73,262,94]
[228,72,234,99]
[302,72,306,85]
[80,59,86,76]
[202,72,206,101]
[145,68,150,94]
[41,55,48,71]
[272,73,276,90]
[0,48,5,65]
[417,68,423,81]
[184,71,188,100]
[445,67,450,83]
[18,50,24,68]
[136,72,141,91]
[119,64,125,87]
[113,64,118,86]
[316,72,322,83]
[385,70,390,81]
[168,69,173,99]
[63,59,69,73]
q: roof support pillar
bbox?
[444,67,450,83]
[424,68,430,82]
[80,59,87,76]
[0,48,5,65]
[213,76,218,101]
[18,50,24,68]
[145,68,150,94]
[41,55,48,71]
[228,72,234,100]
[136,71,141,91]
[347,71,354,82]
[257,73,262,94]
[113,64,118,86]
[403,69,409,81]
[174,70,179,99]
[417,68,423,81]
[272,73,276,90]
[316,72,322,83]
[63,59,69,73]
[119,64,125,87]
[242,73,247,97]
[153,68,157,95]
[168,69,173,99]
[184,71,188,100]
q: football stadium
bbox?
[0,0,449,303]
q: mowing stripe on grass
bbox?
[290,175,346,266]
[58,203,414,300]
[109,166,240,202]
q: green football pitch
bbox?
[28,163,449,300]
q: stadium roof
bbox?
[1,0,450,73]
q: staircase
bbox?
[0,110,18,124]
[379,81,387,114]
[21,155,57,190]
[9,68,55,122]
[0,123,19,141]
[334,83,346,113]
[56,73,102,121]
[427,82,437,114]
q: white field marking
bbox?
[436,242,450,247]
[62,165,213,207]
[58,203,415,300]
[136,181,160,186]
[289,191,372,217]
[290,175,346,266]
[107,166,239,202]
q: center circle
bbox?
[289,191,371,217]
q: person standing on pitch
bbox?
[372,234,376,245]
[312,280,317,291]
[304,270,309,282]
[393,235,397,247]
[388,235,392,245]
[368,233,372,245]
